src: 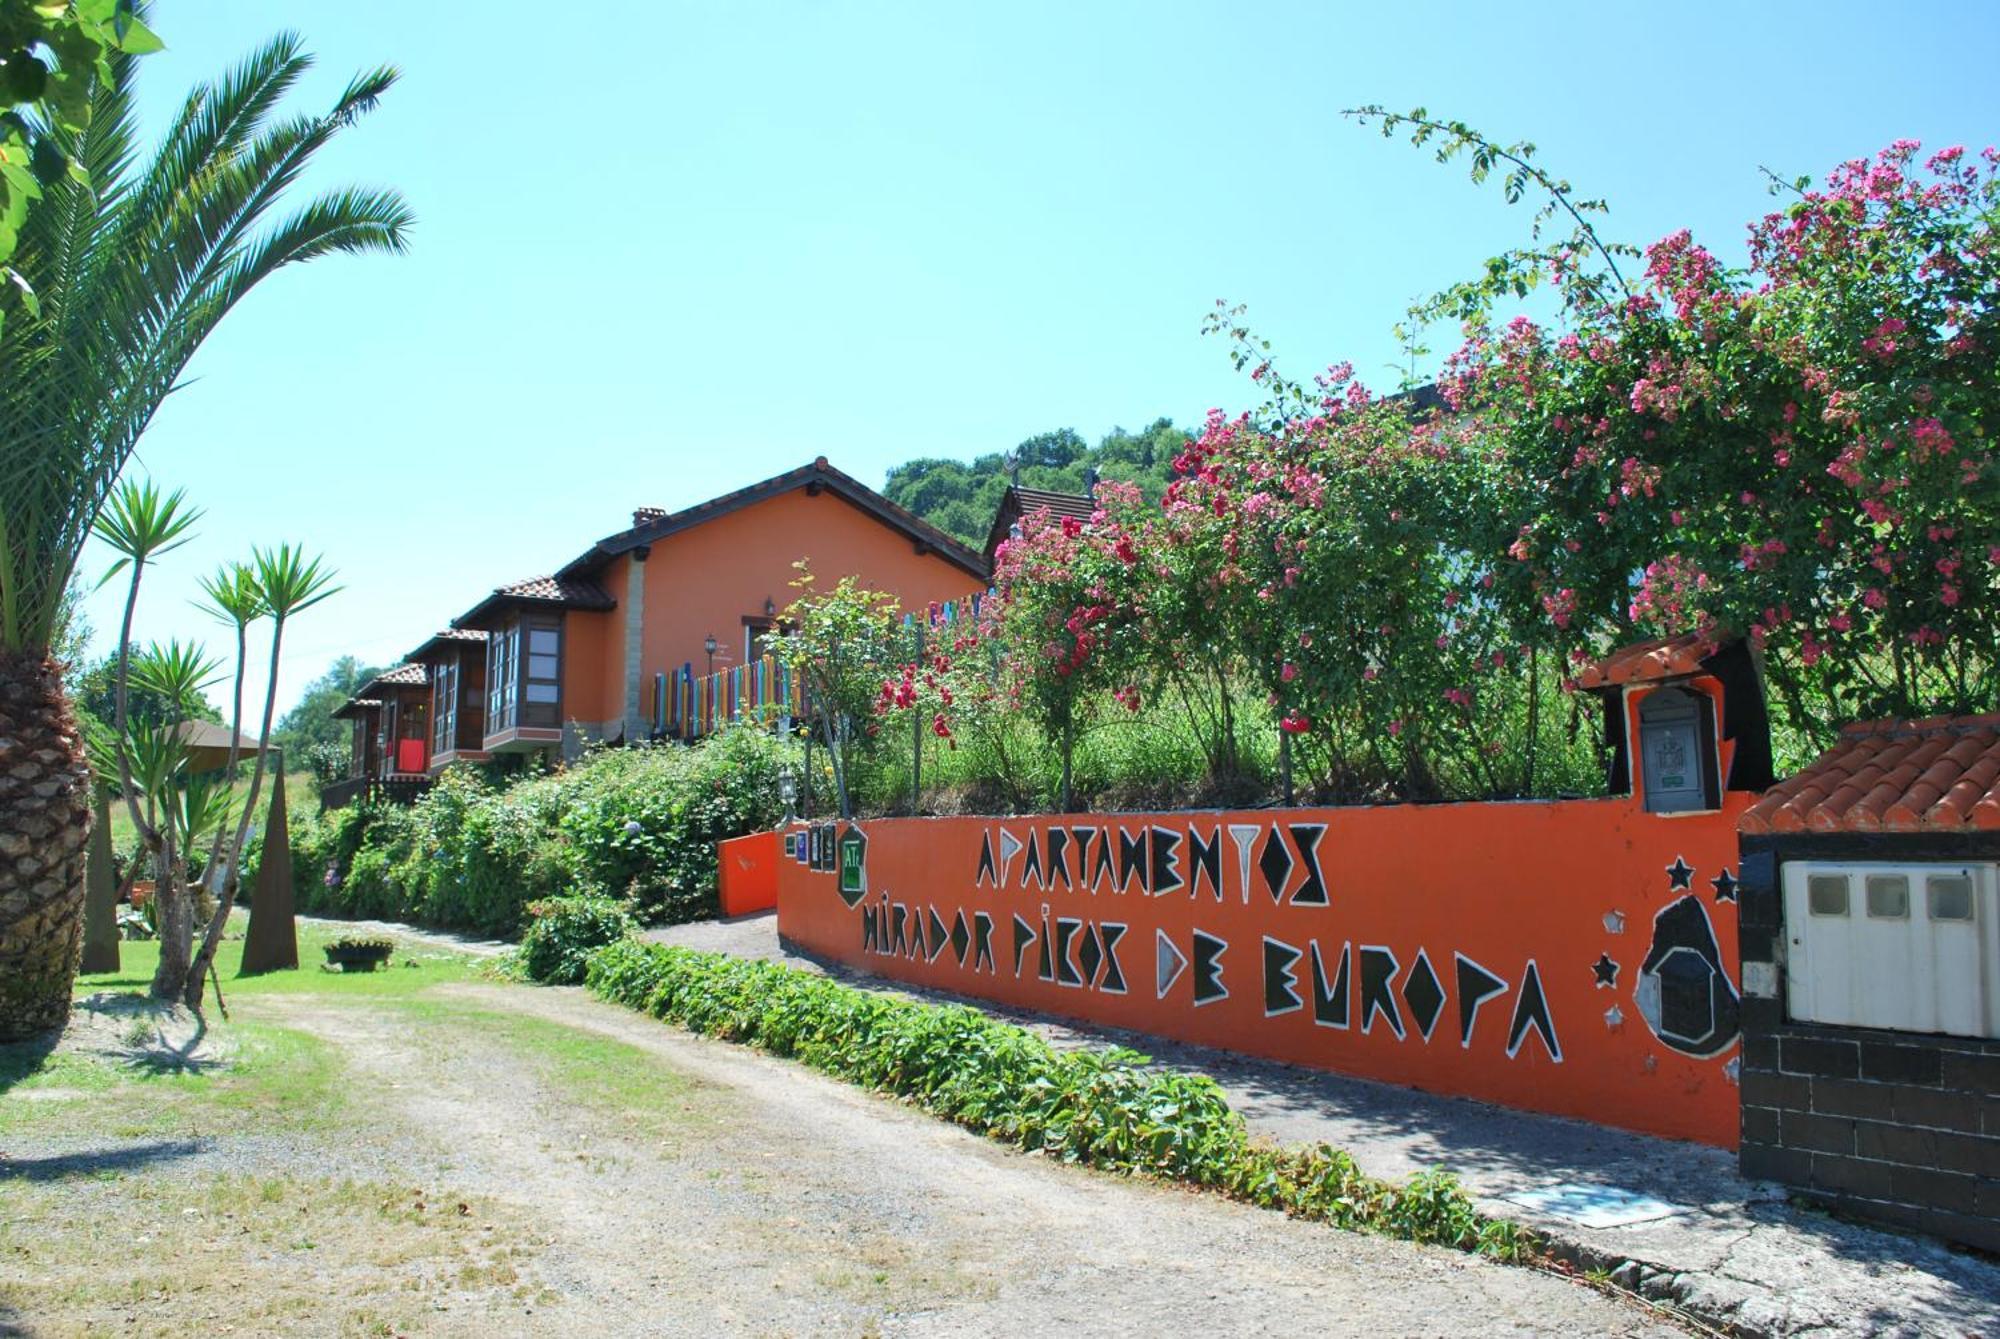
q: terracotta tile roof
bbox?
[454,572,616,628]
[495,574,614,607]
[408,627,487,661]
[1739,714,2000,835]
[984,484,1099,560]
[332,697,381,720]
[356,664,429,699]
[1573,633,1719,691]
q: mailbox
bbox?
[1638,687,1717,813]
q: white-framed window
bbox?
[1782,860,1999,1039]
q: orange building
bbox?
[434,458,988,764]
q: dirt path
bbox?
[644,913,2000,1337]
[242,981,1674,1337]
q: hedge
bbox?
[290,727,795,936]
[584,938,1531,1258]
[516,895,638,985]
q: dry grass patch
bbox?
[0,1172,549,1337]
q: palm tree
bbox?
[0,31,411,1040]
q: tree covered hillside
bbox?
[883,418,1187,547]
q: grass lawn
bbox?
[1,919,484,1146]
[0,919,717,1335]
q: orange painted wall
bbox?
[718,831,779,917]
[595,554,630,728]
[778,795,1753,1147]
[563,608,615,727]
[636,487,980,691]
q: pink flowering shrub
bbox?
[788,128,1997,810]
[1155,348,1546,799]
[984,498,1148,809]
[1376,119,2000,743]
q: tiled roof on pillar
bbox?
[1572,633,1719,691]
[1739,715,2000,834]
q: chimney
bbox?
[633,506,667,529]
[1083,466,1099,498]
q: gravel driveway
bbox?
[265,980,1674,1336]
[9,968,1681,1337]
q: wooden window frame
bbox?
[487,621,520,734]
[520,615,564,730]
[432,657,457,756]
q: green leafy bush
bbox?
[416,770,576,935]
[291,800,380,914]
[584,939,1529,1259]
[517,894,637,985]
[291,728,797,937]
[558,727,793,923]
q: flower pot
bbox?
[323,942,393,972]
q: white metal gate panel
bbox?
[1782,860,1998,1038]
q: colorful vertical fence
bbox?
[657,654,801,740]
[657,588,993,742]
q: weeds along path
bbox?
[314,980,1678,1337]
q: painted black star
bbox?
[1666,856,1695,891]
[1592,953,1619,989]
[1710,868,1739,903]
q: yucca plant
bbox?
[0,24,409,1039]
[183,543,337,1006]
[89,484,337,1005]
[122,633,222,994]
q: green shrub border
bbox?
[584,938,1534,1260]
[516,895,640,985]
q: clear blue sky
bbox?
[78,1,2000,720]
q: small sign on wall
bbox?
[838,826,868,905]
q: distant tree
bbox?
[884,421,1185,547]
[882,457,980,519]
[274,654,378,757]
[1013,428,1087,471]
[1097,417,1183,473]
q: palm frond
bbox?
[0,30,410,654]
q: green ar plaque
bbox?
[837,826,868,906]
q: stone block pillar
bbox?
[622,546,649,743]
